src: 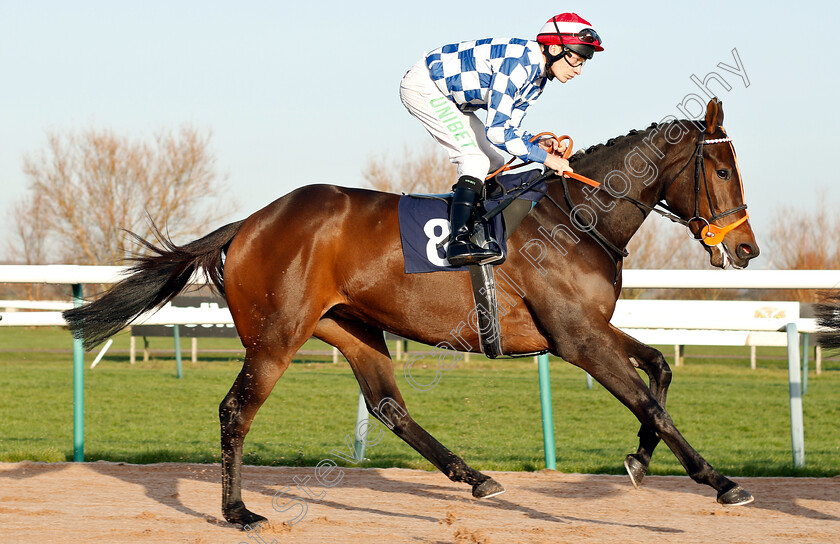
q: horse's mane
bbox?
[568,120,702,164]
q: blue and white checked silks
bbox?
[424,38,548,163]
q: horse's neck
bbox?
[546,129,695,251]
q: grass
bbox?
[1,327,838,477]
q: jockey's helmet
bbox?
[537,13,604,62]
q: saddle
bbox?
[398,169,550,358]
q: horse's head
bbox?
[662,99,759,269]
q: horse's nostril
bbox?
[737,243,758,259]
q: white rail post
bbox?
[816,345,822,375]
[673,345,684,367]
[90,338,113,369]
[353,388,368,461]
[802,333,809,395]
[786,323,805,468]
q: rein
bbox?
[485,129,750,270]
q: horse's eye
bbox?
[716,169,731,180]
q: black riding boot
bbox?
[446,176,503,266]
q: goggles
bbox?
[563,51,586,68]
[552,20,603,46]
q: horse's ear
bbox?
[705,98,724,133]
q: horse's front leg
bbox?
[613,330,673,488]
[552,322,753,505]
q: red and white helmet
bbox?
[537,13,604,60]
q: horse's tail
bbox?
[62,219,246,350]
[815,291,840,349]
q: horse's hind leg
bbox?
[220,345,293,528]
[559,324,753,505]
[314,315,504,498]
[616,331,673,488]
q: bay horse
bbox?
[64,98,759,527]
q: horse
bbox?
[63,98,759,528]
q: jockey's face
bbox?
[547,44,584,82]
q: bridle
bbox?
[656,130,749,247]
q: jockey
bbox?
[400,13,603,266]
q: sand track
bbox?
[1,461,838,543]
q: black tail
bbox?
[815,291,840,349]
[63,220,245,350]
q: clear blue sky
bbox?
[1,1,837,258]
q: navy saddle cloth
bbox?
[398,170,547,273]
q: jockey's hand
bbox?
[544,153,573,175]
[539,137,568,158]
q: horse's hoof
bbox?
[716,485,754,506]
[224,505,268,529]
[624,454,647,489]
[472,478,505,499]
